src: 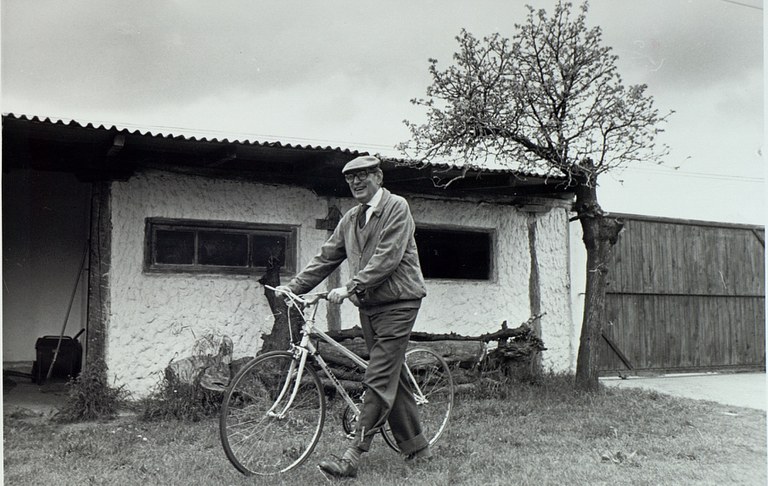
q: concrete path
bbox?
[601,372,767,411]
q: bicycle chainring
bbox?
[341,404,360,437]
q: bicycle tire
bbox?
[382,347,455,452]
[219,351,326,475]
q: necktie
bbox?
[358,204,370,229]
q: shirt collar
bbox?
[366,188,384,209]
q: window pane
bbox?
[198,231,248,266]
[416,229,491,280]
[155,230,195,264]
[251,234,288,269]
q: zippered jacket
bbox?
[287,188,427,311]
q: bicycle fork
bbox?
[266,348,311,419]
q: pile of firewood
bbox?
[313,315,546,392]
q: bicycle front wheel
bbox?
[382,347,455,452]
[219,351,326,475]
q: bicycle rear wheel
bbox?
[382,347,455,452]
[219,351,325,475]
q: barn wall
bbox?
[108,170,574,395]
[408,198,531,335]
[108,170,329,394]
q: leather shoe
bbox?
[405,446,433,462]
[318,456,358,478]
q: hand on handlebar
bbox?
[274,285,293,296]
[267,284,331,306]
[273,285,295,305]
[327,286,351,304]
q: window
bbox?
[415,228,493,280]
[145,218,297,275]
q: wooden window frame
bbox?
[144,217,298,275]
[415,225,495,281]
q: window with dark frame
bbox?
[415,228,493,280]
[145,218,297,275]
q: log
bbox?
[321,379,363,394]
[321,314,545,344]
[315,338,369,365]
[314,338,485,368]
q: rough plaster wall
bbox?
[535,208,576,372]
[569,221,587,371]
[407,198,533,335]
[109,170,331,395]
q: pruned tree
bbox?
[400,1,670,390]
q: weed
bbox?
[56,359,126,422]
[139,373,221,422]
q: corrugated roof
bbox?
[2,112,365,155]
[3,112,564,180]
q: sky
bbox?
[1,0,764,225]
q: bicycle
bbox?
[219,285,455,476]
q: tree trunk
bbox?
[573,183,623,391]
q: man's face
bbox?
[346,169,382,204]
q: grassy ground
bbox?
[3,376,766,486]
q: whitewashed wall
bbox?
[535,208,576,372]
[109,170,332,395]
[109,170,575,395]
[569,221,587,372]
[408,198,531,334]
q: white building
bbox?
[3,114,577,396]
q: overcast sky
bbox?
[1,0,764,225]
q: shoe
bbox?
[405,446,433,463]
[318,456,358,478]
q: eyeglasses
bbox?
[344,170,372,183]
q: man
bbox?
[276,155,432,478]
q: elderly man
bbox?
[277,155,431,478]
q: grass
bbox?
[3,375,766,485]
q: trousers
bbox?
[353,307,429,455]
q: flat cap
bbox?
[342,155,380,174]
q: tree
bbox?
[400,1,670,390]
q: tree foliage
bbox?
[400,1,669,188]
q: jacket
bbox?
[287,188,427,311]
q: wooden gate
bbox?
[599,215,765,373]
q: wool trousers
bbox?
[354,307,429,455]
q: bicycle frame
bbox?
[265,286,367,424]
[265,286,432,426]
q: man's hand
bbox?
[273,285,294,305]
[274,285,293,296]
[327,286,351,304]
